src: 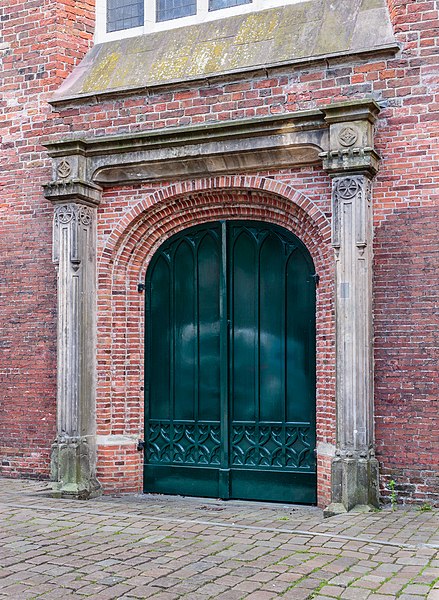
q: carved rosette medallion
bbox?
[334,176,362,200]
[55,204,74,224]
[338,126,358,148]
[78,205,92,226]
[57,159,72,179]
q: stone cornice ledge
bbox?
[43,100,381,188]
[49,44,400,108]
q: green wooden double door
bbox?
[144,221,316,503]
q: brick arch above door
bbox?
[100,176,332,275]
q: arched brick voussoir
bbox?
[129,196,331,287]
[100,177,332,280]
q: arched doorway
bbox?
[144,220,316,503]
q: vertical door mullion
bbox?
[170,247,175,460]
[194,240,199,423]
[219,220,230,499]
[282,245,288,466]
[256,239,261,424]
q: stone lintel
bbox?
[44,111,325,157]
[43,102,382,187]
[43,111,327,184]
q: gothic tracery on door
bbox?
[144,220,317,503]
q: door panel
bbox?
[144,221,316,503]
[230,230,258,422]
[259,232,284,421]
[149,255,171,420]
[145,224,222,492]
[197,232,221,421]
[174,240,196,420]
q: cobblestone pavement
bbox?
[0,478,438,600]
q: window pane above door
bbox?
[106,0,144,32]
[157,0,197,22]
[209,0,251,11]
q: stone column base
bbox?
[50,438,101,499]
[324,454,379,517]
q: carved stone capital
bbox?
[46,141,88,181]
[52,203,94,265]
[321,100,380,177]
[321,148,380,177]
[44,179,102,207]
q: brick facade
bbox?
[0,0,94,479]
[1,0,438,506]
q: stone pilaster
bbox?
[321,101,380,515]
[44,176,102,498]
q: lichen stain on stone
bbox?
[148,29,199,81]
[226,43,253,70]
[125,35,156,55]
[186,40,228,76]
[273,22,317,60]
[360,0,382,9]
[107,55,139,89]
[82,51,120,93]
[235,11,280,45]
[149,51,191,82]
[315,13,347,54]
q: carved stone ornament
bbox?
[57,159,72,179]
[79,206,92,226]
[54,203,93,227]
[338,126,359,148]
[334,176,362,200]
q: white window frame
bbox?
[95,0,304,44]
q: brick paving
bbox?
[0,478,437,599]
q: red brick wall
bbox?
[0,0,94,478]
[1,0,438,505]
[374,206,439,505]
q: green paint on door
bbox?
[144,221,316,503]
